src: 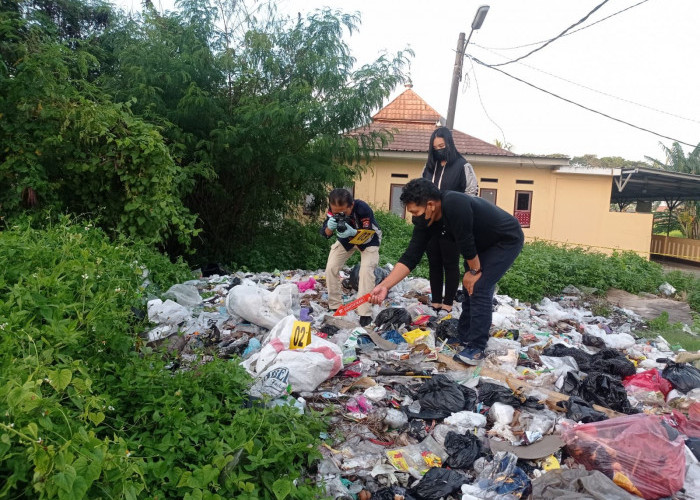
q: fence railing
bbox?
[650,235,700,263]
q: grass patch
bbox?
[635,312,700,351]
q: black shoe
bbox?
[359,316,372,327]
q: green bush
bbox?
[499,241,666,303]
[0,216,326,499]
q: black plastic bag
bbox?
[687,437,700,461]
[410,467,467,500]
[459,385,478,412]
[407,419,429,440]
[477,381,521,408]
[582,332,606,348]
[662,361,700,393]
[372,486,415,500]
[375,307,412,330]
[542,344,594,371]
[415,375,467,417]
[558,396,608,423]
[435,319,460,340]
[565,372,635,414]
[444,431,481,469]
[597,357,636,379]
[346,264,390,291]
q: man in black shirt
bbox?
[369,178,524,364]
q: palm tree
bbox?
[645,141,700,239]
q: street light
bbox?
[445,5,490,130]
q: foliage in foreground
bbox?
[0,217,326,499]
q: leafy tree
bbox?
[570,154,648,169]
[101,0,411,263]
[0,0,198,246]
[646,141,700,239]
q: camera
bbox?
[332,212,350,233]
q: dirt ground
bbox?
[606,288,694,325]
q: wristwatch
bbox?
[468,268,482,275]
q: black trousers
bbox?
[458,236,524,349]
[426,233,460,306]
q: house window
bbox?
[390,184,405,218]
[391,173,409,179]
[480,188,497,205]
[481,178,498,183]
[516,180,534,185]
[514,190,532,227]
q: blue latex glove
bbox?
[337,226,357,239]
[326,216,338,231]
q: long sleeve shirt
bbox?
[398,191,523,270]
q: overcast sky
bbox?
[118,0,700,163]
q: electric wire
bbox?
[479,0,651,51]
[464,56,510,149]
[471,44,700,125]
[469,55,699,149]
[489,0,611,67]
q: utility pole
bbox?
[445,5,490,130]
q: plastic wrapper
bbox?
[385,435,446,474]
[622,368,673,397]
[531,468,639,500]
[561,414,687,499]
[460,452,531,499]
[662,361,700,394]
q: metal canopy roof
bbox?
[611,166,700,203]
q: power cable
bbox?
[479,0,650,51]
[469,55,699,149]
[464,56,510,149]
[489,0,611,67]
[472,44,700,125]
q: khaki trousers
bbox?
[325,242,379,317]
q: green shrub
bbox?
[0,216,326,499]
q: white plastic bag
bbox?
[242,315,343,394]
[163,283,202,307]
[147,299,190,325]
[226,280,300,329]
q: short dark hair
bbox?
[328,188,353,208]
[428,126,459,165]
[400,178,441,206]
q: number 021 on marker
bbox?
[289,320,311,350]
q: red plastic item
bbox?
[622,368,673,397]
[334,293,371,316]
[561,414,686,499]
[662,405,700,439]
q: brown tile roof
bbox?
[350,88,514,157]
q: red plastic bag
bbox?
[622,368,673,397]
[561,414,686,499]
[661,405,700,439]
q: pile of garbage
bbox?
[143,264,700,499]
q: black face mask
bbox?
[434,148,448,162]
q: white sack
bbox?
[242,315,343,394]
[147,299,190,325]
[226,279,300,329]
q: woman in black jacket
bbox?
[421,126,478,314]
